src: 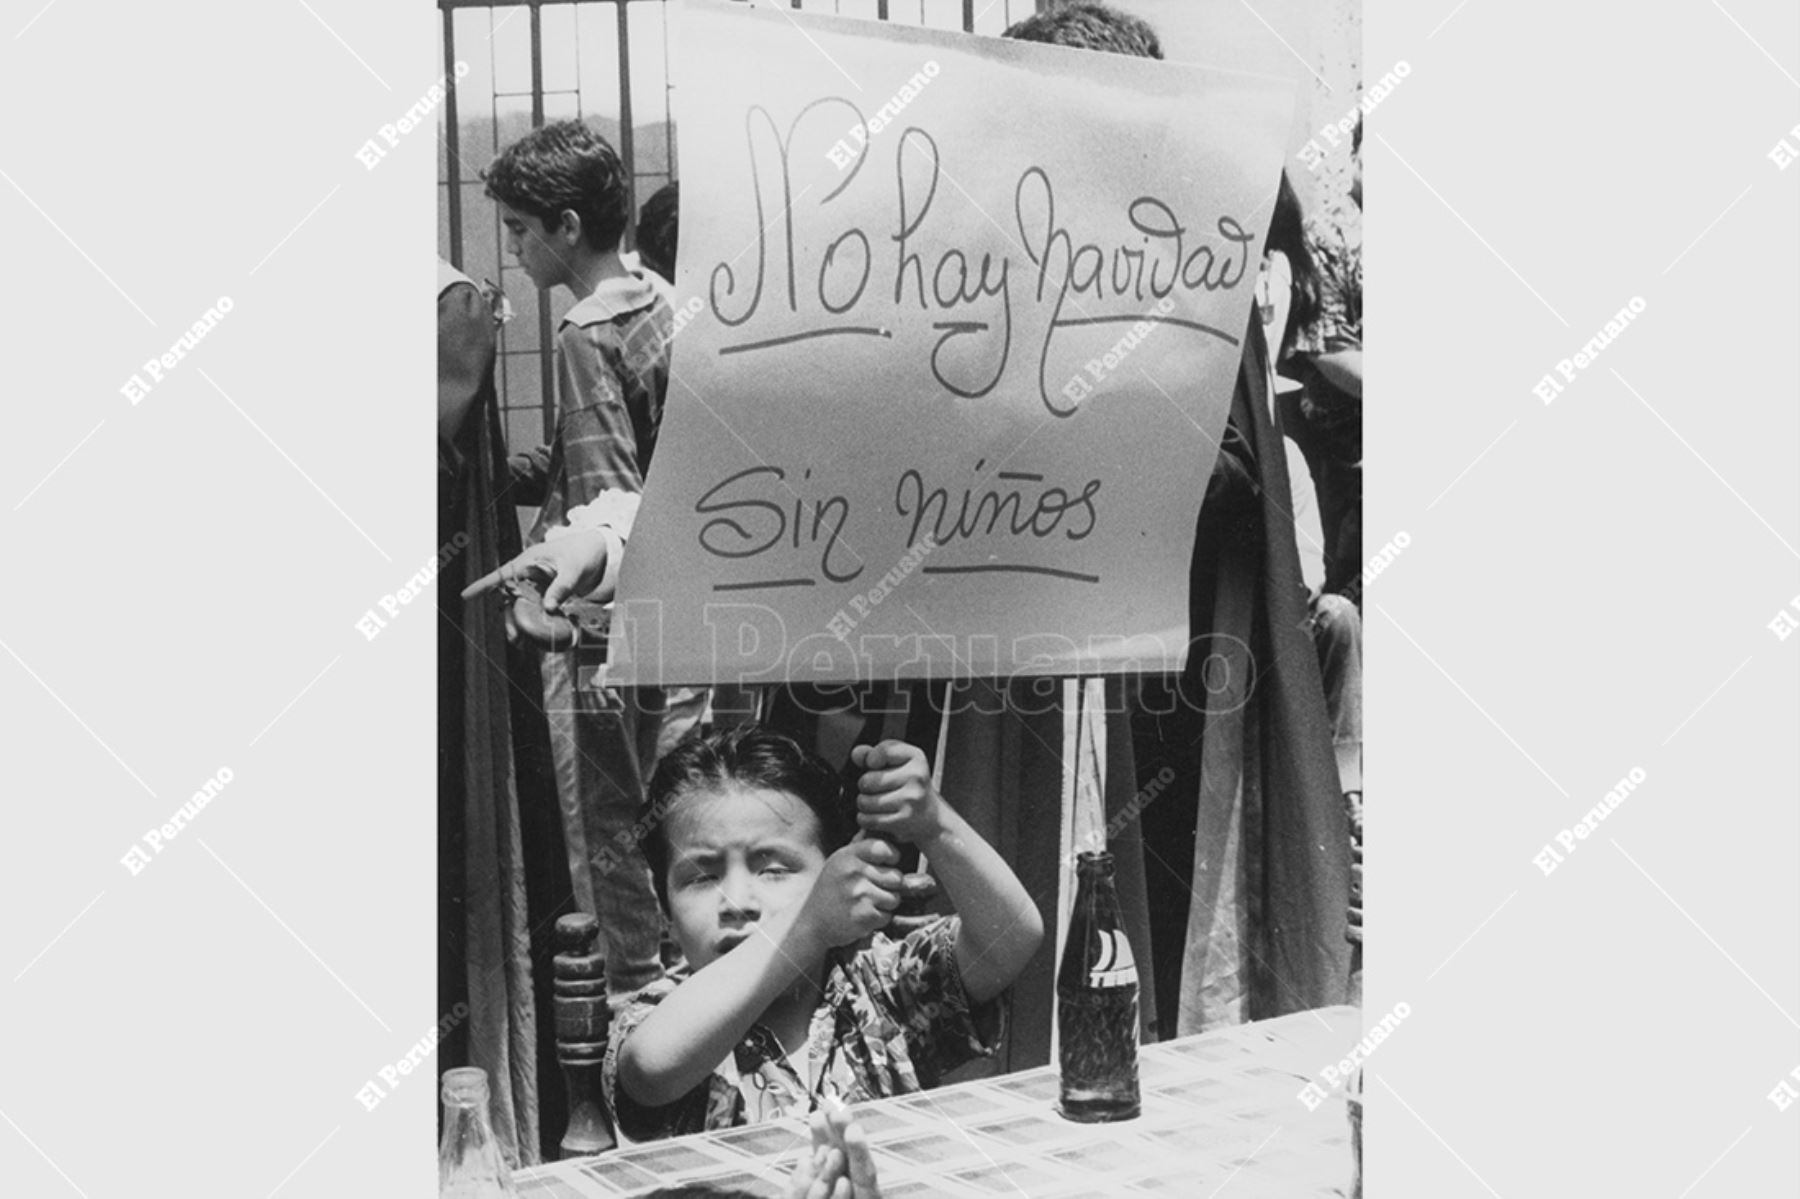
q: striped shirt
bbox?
[526,272,674,548]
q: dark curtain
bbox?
[439,270,573,1165]
[1140,320,1350,1034]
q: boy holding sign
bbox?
[601,725,1042,1140]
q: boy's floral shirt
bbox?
[601,915,1004,1142]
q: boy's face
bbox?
[499,203,571,290]
[662,783,828,972]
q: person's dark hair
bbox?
[641,724,856,907]
[482,119,631,253]
[635,181,679,283]
[1264,169,1321,357]
[1002,1,1161,58]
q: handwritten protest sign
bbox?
[610,0,1295,686]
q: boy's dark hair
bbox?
[640,724,856,907]
[482,119,631,253]
[1002,2,1162,59]
[635,181,679,283]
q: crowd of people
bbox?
[437,1,1363,1172]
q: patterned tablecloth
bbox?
[515,1005,1361,1198]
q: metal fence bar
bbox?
[443,5,464,269]
[530,3,555,445]
[616,0,637,246]
[662,4,675,186]
[485,11,515,425]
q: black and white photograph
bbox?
[439,1,1361,1193]
[2,0,1796,1195]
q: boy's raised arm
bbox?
[921,806,1045,1005]
[618,906,821,1108]
[618,839,907,1108]
[853,743,1045,1005]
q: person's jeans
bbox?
[1309,594,1364,1007]
[541,653,706,1005]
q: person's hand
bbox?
[787,1099,883,1199]
[851,830,939,922]
[796,839,904,950]
[851,741,946,846]
[460,527,610,613]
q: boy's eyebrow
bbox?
[671,841,807,869]
[749,843,806,860]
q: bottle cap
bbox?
[441,1066,490,1106]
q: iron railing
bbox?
[437,0,1042,453]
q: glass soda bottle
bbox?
[1057,850,1141,1121]
[440,1067,518,1198]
